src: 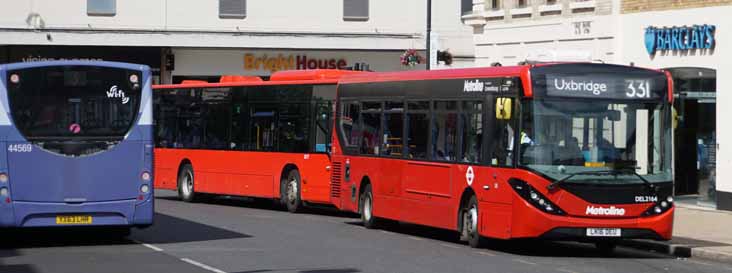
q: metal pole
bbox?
[426,0,432,70]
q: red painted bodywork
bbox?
[330,64,674,241]
[153,70,368,205]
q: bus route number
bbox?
[8,144,33,153]
[625,80,651,98]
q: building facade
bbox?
[0,0,476,83]
[618,0,731,210]
[463,0,619,66]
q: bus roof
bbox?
[0,60,150,72]
[338,65,529,84]
[153,69,366,89]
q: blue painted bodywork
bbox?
[0,60,154,228]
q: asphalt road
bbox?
[2,190,731,273]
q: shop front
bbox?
[620,6,731,210]
[169,48,425,83]
[1,45,164,83]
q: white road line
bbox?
[513,258,538,265]
[133,240,163,252]
[476,251,496,257]
[440,243,461,249]
[556,268,580,273]
[181,258,227,273]
[408,236,424,241]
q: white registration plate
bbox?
[586,228,621,237]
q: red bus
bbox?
[153,70,362,212]
[330,63,674,251]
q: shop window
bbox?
[87,0,116,16]
[490,0,501,10]
[461,0,473,15]
[344,0,369,21]
[220,0,246,19]
[517,0,528,8]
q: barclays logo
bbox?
[644,24,716,55]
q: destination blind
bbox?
[544,74,665,100]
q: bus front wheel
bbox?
[462,195,487,248]
[178,164,198,202]
[283,169,303,213]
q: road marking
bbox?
[476,251,496,257]
[513,258,537,265]
[133,240,163,252]
[440,243,460,249]
[408,236,424,241]
[181,258,227,273]
[557,268,580,273]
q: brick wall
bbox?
[622,0,732,14]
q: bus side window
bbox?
[407,101,430,159]
[461,101,483,164]
[202,88,231,150]
[340,101,361,148]
[382,101,404,157]
[431,101,458,161]
[230,87,251,151]
[360,102,382,155]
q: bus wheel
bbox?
[360,184,379,229]
[178,164,198,202]
[463,195,486,248]
[283,169,302,213]
[595,241,617,254]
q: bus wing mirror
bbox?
[495,98,512,120]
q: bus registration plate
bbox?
[56,215,92,225]
[586,228,621,237]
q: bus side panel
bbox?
[401,161,454,230]
[156,149,332,203]
[153,148,179,190]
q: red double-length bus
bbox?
[330,63,675,251]
[153,70,362,212]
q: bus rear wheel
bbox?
[283,169,302,213]
[178,164,198,202]
[462,195,486,248]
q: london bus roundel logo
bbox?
[466,166,475,186]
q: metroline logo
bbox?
[585,206,626,216]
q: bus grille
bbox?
[330,162,342,198]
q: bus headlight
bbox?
[0,187,8,196]
[0,173,8,183]
[509,179,565,216]
[643,195,674,216]
[140,184,150,194]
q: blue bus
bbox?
[0,61,154,235]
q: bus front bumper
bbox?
[507,200,674,241]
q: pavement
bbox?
[3,190,732,273]
[620,195,732,263]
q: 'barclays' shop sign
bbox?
[644,24,716,55]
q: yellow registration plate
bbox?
[56,215,93,225]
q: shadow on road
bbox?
[132,212,252,244]
[0,228,135,249]
[344,221,673,259]
[0,249,38,273]
[157,194,360,219]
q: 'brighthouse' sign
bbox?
[644,25,716,55]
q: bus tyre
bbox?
[595,241,617,254]
[463,195,487,248]
[283,169,303,213]
[178,164,198,202]
[360,184,379,229]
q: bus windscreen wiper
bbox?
[547,167,656,191]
